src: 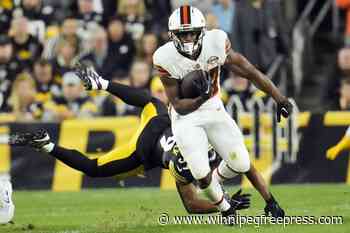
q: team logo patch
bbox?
[194,63,201,70]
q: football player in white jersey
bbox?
[327,127,350,160]
[153,5,293,217]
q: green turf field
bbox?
[1,184,349,233]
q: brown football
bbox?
[180,70,206,99]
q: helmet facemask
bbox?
[170,28,205,57]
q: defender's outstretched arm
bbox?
[176,181,250,214]
[176,182,218,214]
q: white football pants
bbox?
[171,102,250,180]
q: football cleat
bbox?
[75,62,105,90]
[0,180,14,224]
[9,129,51,151]
[264,195,285,218]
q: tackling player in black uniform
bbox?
[10,64,284,216]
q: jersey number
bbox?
[176,157,190,172]
[160,135,176,152]
[160,135,190,172]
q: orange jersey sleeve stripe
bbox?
[154,65,170,76]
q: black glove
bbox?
[276,98,293,122]
[230,189,251,210]
[192,70,213,101]
[264,195,285,218]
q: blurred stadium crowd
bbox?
[0,0,349,122]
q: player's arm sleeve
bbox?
[213,29,231,65]
[154,65,170,77]
[175,182,218,214]
[153,51,172,78]
[106,82,152,108]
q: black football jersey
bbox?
[159,128,220,184]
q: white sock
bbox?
[202,177,230,212]
[213,161,238,183]
[101,79,109,90]
[42,142,55,153]
[217,198,231,212]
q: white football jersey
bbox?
[153,29,230,113]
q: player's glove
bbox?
[192,70,213,101]
[264,195,285,218]
[230,189,251,210]
[75,62,107,90]
[276,98,293,122]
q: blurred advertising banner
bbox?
[0,111,350,191]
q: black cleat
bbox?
[75,62,93,90]
[9,129,51,151]
[75,62,103,90]
[264,194,285,218]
